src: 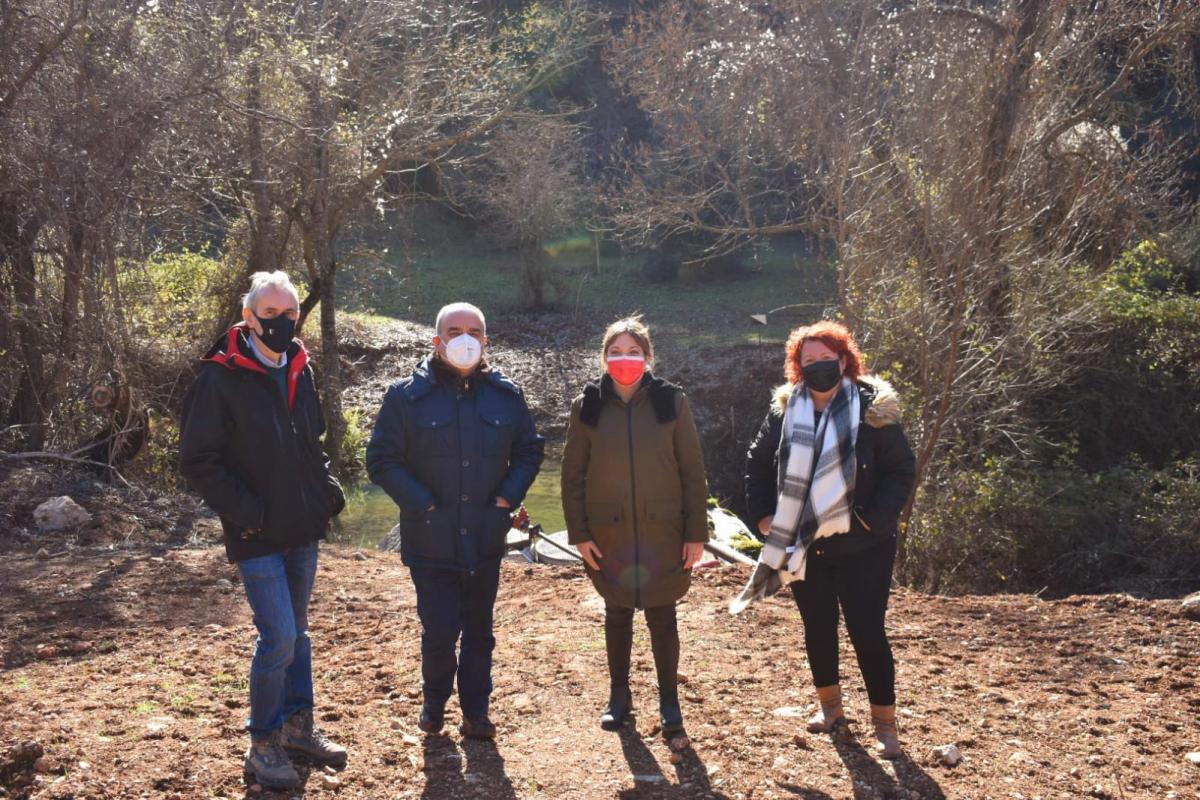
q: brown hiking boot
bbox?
[243,731,301,790]
[460,715,497,740]
[870,704,902,759]
[807,684,847,733]
[418,707,445,734]
[282,709,348,768]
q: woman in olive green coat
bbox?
[561,316,709,735]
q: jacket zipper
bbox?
[270,370,312,527]
[627,402,640,608]
[457,385,472,576]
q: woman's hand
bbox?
[577,540,603,571]
[757,515,774,536]
[682,541,706,569]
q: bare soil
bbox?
[2,529,1199,800]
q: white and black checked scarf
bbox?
[730,378,860,613]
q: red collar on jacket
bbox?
[200,323,310,410]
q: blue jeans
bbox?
[237,543,319,740]
[409,558,502,719]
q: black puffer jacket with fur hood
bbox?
[743,376,916,559]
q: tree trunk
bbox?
[6,212,47,449]
[316,255,344,477]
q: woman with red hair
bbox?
[738,320,915,758]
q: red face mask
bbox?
[607,355,646,386]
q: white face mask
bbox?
[443,333,482,370]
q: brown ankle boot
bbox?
[870,704,901,759]
[806,685,846,733]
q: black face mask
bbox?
[801,359,842,393]
[254,313,296,354]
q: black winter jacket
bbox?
[744,376,916,559]
[179,325,345,562]
[366,356,545,571]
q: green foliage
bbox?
[498,2,583,94]
[338,407,370,473]
[905,457,1200,598]
[119,249,224,341]
[1047,239,1200,469]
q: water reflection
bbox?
[330,456,567,549]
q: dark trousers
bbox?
[604,602,679,694]
[409,558,502,719]
[789,538,897,706]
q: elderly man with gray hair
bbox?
[180,271,347,790]
[367,301,544,740]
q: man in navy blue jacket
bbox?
[367,302,544,739]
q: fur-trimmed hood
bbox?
[770,374,902,428]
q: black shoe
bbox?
[600,685,632,730]
[460,715,497,740]
[660,689,684,735]
[417,707,444,734]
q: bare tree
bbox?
[461,113,590,307]
[606,0,1200,566]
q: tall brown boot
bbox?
[870,704,901,759]
[806,684,846,733]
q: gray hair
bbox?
[435,302,486,336]
[242,271,300,312]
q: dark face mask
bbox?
[254,313,296,354]
[801,359,842,393]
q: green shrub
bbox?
[903,456,1200,598]
[339,407,370,473]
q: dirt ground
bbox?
[2,528,1199,800]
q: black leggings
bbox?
[604,603,679,694]
[789,539,896,706]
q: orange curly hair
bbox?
[784,320,866,385]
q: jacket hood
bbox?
[200,323,310,408]
[771,374,901,428]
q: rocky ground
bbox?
[2,508,1199,800]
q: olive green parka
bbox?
[561,374,709,609]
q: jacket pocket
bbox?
[479,505,513,558]
[413,408,456,455]
[480,412,514,456]
[400,507,458,563]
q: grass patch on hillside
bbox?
[338,209,837,346]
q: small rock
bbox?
[1181,591,1200,620]
[321,773,340,788]
[669,752,684,764]
[9,741,44,763]
[932,744,962,767]
[771,706,808,718]
[78,760,90,770]
[33,756,56,774]
[668,735,690,751]
[1087,754,1106,766]
[353,552,369,561]
[215,578,234,590]
[33,496,91,531]
[791,734,809,749]
[1089,786,1112,799]
[1186,751,1200,766]
[36,547,51,560]
[1069,767,1081,778]
[249,784,263,793]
